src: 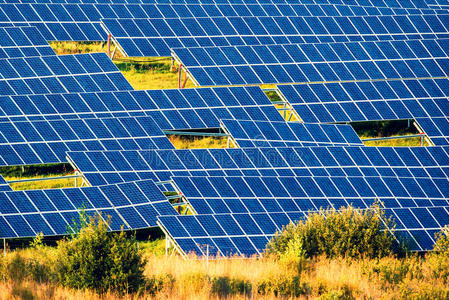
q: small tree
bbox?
[266,205,402,259]
[56,213,146,294]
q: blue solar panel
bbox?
[0,116,174,166]
[0,26,56,59]
[0,179,177,238]
[221,119,363,147]
[0,174,12,191]
[0,53,133,96]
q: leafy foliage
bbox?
[56,214,146,294]
[266,205,401,259]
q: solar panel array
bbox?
[0,179,177,238]
[220,119,363,147]
[0,0,449,257]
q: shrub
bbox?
[56,214,146,294]
[433,225,449,256]
[267,205,400,259]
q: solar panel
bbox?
[0,116,174,166]
[172,39,449,85]
[158,205,449,256]
[221,119,363,147]
[102,14,449,57]
[66,146,449,186]
[0,86,284,130]
[0,179,178,238]
[0,174,12,191]
[0,26,56,59]
[0,53,133,96]
[277,79,449,145]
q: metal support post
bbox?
[178,66,181,88]
[3,239,5,256]
[182,70,188,88]
[107,34,112,58]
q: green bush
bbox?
[433,226,449,256]
[56,214,146,294]
[266,205,400,259]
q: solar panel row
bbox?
[0,179,177,238]
[220,119,363,147]
[0,116,174,166]
[67,146,449,186]
[173,175,449,215]
[173,39,449,85]
[0,2,440,42]
[0,0,432,9]
[0,86,284,130]
[102,14,449,56]
[278,80,449,144]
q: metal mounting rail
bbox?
[163,130,229,137]
[361,134,425,142]
[6,175,83,184]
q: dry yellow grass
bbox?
[168,135,228,149]
[2,249,449,299]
